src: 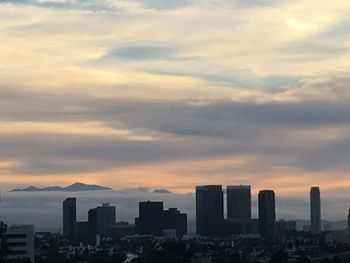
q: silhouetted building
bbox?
[135,201,164,236]
[88,208,97,239]
[96,203,116,235]
[63,198,76,238]
[347,203,350,230]
[276,220,296,235]
[258,190,276,239]
[163,208,187,237]
[4,225,34,263]
[310,186,321,234]
[108,222,136,239]
[74,221,89,243]
[224,218,259,235]
[227,185,251,220]
[196,185,224,237]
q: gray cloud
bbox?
[100,45,179,61]
[150,69,301,92]
[1,76,350,177]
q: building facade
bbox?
[163,208,187,237]
[63,198,76,238]
[135,201,164,236]
[4,225,34,263]
[258,190,276,239]
[227,185,251,220]
[310,187,321,234]
[196,185,224,237]
[347,203,350,230]
[96,203,116,235]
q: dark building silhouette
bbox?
[88,203,116,240]
[310,186,321,234]
[163,208,187,237]
[88,208,97,239]
[135,202,187,237]
[108,222,136,240]
[224,218,259,235]
[63,198,76,238]
[74,221,89,243]
[96,203,116,235]
[196,185,224,237]
[135,201,164,236]
[258,190,276,239]
[227,185,251,220]
[348,203,350,230]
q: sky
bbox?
[0,0,350,199]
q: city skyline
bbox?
[1,1,350,195]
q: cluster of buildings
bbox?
[63,199,187,244]
[1,185,350,263]
[196,185,324,238]
[61,185,346,243]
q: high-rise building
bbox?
[3,225,34,263]
[227,185,251,220]
[163,208,187,237]
[196,185,224,237]
[88,208,97,239]
[96,203,116,235]
[63,198,76,238]
[310,187,321,234]
[135,201,164,236]
[258,190,276,239]
[347,203,350,230]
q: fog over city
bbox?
[0,189,348,231]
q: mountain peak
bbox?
[11,182,112,192]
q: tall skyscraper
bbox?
[63,197,76,238]
[227,185,251,220]
[347,203,350,230]
[258,190,276,238]
[196,185,224,237]
[88,208,97,239]
[96,203,116,235]
[135,201,164,236]
[310,186,321,234]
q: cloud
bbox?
[0,0,350,204]
[100,45,179,61]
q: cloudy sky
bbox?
[1,0,350,198]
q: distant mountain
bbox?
[11,182,112,192]
[153,189,172,194]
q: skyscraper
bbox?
[310,186,321,234]
[258,190,276,238]
[96,203,116,235]
[63,198,76,238]
[135,201,164,236]
[196,185,224,237]
[227,185,251,220]
[347,203,350,230]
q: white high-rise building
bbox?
[4,225,35,263]
[310,187,321,234]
